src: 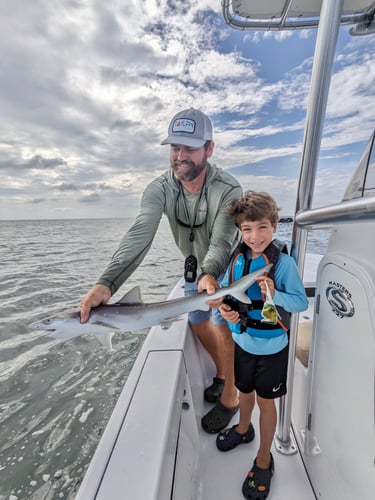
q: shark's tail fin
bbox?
[230,291,252,304]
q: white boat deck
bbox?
[192,381,315,500]
[198,432,314,499]
[183,317,316,500]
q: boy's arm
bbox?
[273,255,309,313]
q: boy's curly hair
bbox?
[228,190,280,227]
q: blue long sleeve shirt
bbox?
[221,252,308,355]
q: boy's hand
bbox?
[256,276,275,298]
[219,303,240,323]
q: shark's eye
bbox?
[43,319,51,325]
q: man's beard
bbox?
[171,154,208,182]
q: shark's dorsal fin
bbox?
[117,286,144,305]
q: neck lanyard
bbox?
[175,179,207,248]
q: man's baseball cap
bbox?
[161,108,213,148]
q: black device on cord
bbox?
[184,255,198,283]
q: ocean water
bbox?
[0,218,329,499]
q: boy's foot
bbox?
[216,423,255,451]
[242,454,274,500]
[204,377,225,403]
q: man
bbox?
[80,108,241,433]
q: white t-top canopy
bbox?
[222,0,375,30]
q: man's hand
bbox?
[197,274,222,308]
[197,274,218,294]
[79,284,112,323]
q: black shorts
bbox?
[234,343,289,399]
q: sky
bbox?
[1,0,374,220]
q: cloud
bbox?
[0,1,373,220]
[79,192,102,204]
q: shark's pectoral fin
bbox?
[91,321,121,330]
[90,322,120,350]
[159,315,184,329]
[94,331,115,351]
[50,325,116,351]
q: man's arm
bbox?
[97,180,165,294]
[80,180,165,322]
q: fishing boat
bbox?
[75,1,375,499]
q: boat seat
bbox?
[296,320,312,367]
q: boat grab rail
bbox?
[295,196,375,229]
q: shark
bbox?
[30,264,272,350]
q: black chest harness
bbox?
[223,240,290,334]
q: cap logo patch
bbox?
[172,118,196,134]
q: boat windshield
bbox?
[342,130,375,200]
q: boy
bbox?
[213,190,308,500]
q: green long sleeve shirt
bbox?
[97,163,242,295]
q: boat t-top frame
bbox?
[222,0,375,33]
[221,0,375,455]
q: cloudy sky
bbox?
[1,0,374,220]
